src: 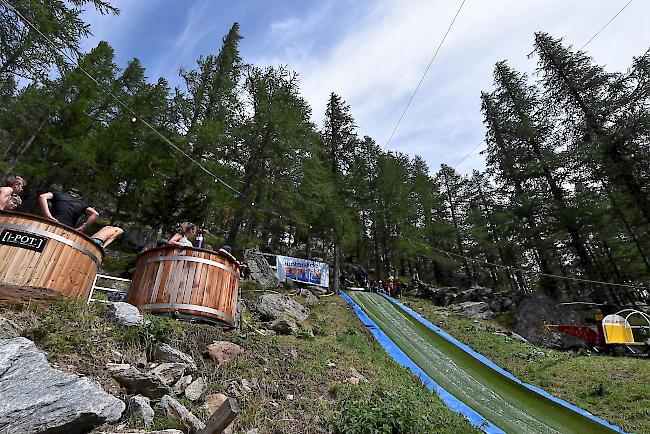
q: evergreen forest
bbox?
[2,1,650,305]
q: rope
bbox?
[383,0,467,150]
[581,0,633,50]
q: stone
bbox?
[100,431,184,434]
[185,377,206,401]
[349,367,368,383]
[153,343,198,373]
[450,301,495,320]
[204,341,244,365]
[244,247,280,289]
[201,394,236,434]
[246,429,261,434]
[298,287,319,306]
[510,332,529,344]
[272,317,299,335]
[149,362,187,385]
[0,315,20,339]
[347,377,360,385]
[106,301,147,326]
[127,395,155,429]
[156,394,205,433]
[254,293,310,321]
[0,337,125,433]
[513,292,588,349]
[204,392,228,413]
[110,364,171,399]
[172,374,193,395]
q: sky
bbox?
[81,0,650,175]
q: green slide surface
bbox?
[347,291,619,434]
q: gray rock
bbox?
[185,377,206,402]
[172,374,193,395]
[0,315,20,339]
[100,430,184,434]
[513,292,587,349]
[246,429,260,434]
[149,362,187,386]
[254,294,310,321]
[272,317,299,335]
[298,288,319,306]
[156,394,205,433]
[127,395,155,429]
[450,301,495,319]
[0,337,125,433]
[110,365,171,399]
[244,247,279,288]
[153,343,198,373]
[106,301,147,326]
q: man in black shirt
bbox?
[38,189,99,231]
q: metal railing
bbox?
[87,273,131,304]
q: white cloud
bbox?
[250,0,650,174]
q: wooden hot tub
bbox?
[128,246,240,326]
[0,211,104,300]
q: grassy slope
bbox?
[1,290,478,434]
[401,296,650,434]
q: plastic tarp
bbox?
[378,293,628,434]
[275,255,329,287]
[340,292,503,433]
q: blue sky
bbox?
[81,0,650,174]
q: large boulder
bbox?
[297,288,319,306]
[244,248,279,288]
[108,364,171,398]
[156,395,205,433]
[0,314,20,339]
[204,341,244,365]
[254,294,310,321]
[152,343,198,373]
[106,302,147,326]
[272,318,299,335]
[127,395,155,429]
[0,337,125,433]
[450,301,495,320]
[513,292,588,349]
[148,363,187,386]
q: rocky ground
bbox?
[0,281,479,434]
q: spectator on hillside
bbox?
[0,175,25,211]
[38,188,99,230]
[168,222,196,247]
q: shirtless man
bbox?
[0,175,25,210]
[89,226,124,249]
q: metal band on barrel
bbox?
[140,303,235,324]
[0,222,101,267]
[139,255,238,278]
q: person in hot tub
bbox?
[167,222,196,247]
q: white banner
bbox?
[276,255,329,288]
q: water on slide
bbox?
[347,291,619,434]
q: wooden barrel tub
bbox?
[128,246,240,327]
[0,211,104,300]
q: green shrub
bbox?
[116,313,182,349]
[333,386,439,434]
[22,299,98,355]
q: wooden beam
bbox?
[196,397,239,434]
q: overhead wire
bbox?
[580,0,633,50]
[3,0,309,228]
[383,0,467,151]
[405,236,649,291]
